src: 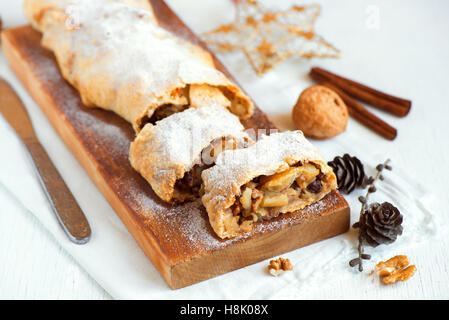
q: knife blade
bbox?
[0,77,91,244]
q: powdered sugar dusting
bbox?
[143,104,247,173]
[23,35,132,156]
[203,131,324,201]
[127,178,341,259]
[64,0,220,94]
[31,0,232,124]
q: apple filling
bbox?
[139,84,249,129]
[230,163,326,228]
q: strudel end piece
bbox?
[201,131,337,239]
[129,105,251,204]
[24,0,254,132]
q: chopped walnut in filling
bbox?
[174,137,243,202]
[232,162,325,226]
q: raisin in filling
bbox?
[175,162,212,198]
[174,137,241,201]
[139,104,189,130]
[151,104,189,124]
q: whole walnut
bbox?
[292,85,348,139]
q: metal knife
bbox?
[0,77,91,244]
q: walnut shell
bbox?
[292,85,348,140]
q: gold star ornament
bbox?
[201,0,340,76]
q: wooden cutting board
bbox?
[1,0,350,289]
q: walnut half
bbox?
[268,257,293,276]
[375,255,417,285]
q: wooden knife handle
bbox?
[25,139,91,244]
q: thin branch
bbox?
[350,159,391,272]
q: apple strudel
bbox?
[24,0,254,132]
[201,131,337,239]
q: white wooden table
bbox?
[1,0,448,299]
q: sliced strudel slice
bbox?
[129,105,252,204]
[201,131,337,239]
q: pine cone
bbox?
[359,202,403,247]
[328,154,366,194]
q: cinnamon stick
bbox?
[320,82,397,140]
[310,67,411,117]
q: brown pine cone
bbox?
[358,202,403,247]
[328,154,366,194]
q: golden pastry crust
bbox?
[24,0,156,32]
[129,105,251,204]
[292,85,348,140]
[24,0,254,132]
[201,131,337,239]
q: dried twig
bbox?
[349,159,392,271]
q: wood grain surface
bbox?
[1,0,349,289]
